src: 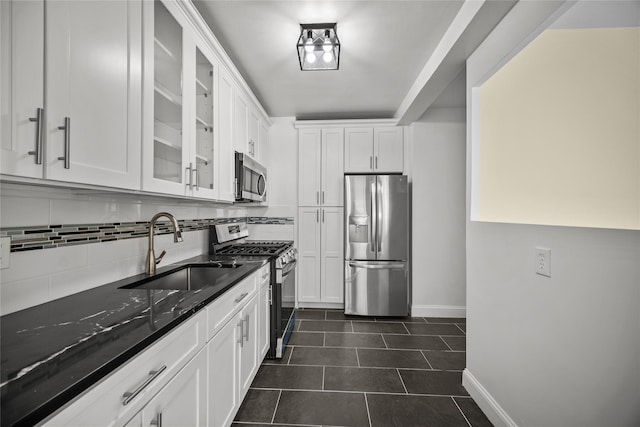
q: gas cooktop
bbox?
[215,240,293,257]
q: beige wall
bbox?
[476,27,640,230]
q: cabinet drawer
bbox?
[207,272,258,340]
[42,311,206,427]
[258,264,270,287]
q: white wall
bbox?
[464,1,640,426]
[410,108,467,317]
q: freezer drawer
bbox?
[344,261,409,316]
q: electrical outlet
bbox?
[0,236,10,269]
[535,247,551,277]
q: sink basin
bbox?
[120,263,245,291]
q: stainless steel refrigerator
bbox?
[344,174,410,316]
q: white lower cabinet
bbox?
[125,349,207,427]
[42,265,270,427]
[207,311,240,427]
[298,207,344,304]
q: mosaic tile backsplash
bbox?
[1,217,294,253]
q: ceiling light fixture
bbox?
[297,23,340,71]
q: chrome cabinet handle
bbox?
[186,163,194,190]
[237,320,244,347]
[150,412,162,427]
[122,365,167,405]
[243,314,249,342]
[369,156,373,170]
[322,209,325,223]
[316,191,319,204]
[322,191,325,204]
[316,210,319,223]
[235,292,248,303]
[193,166,199,191]
[28,108,44,164]
[375,156,378,169]
[57,117,70,169]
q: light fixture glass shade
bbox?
[297,23,340,70]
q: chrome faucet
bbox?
[146,212,183,275]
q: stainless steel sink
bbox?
[120,263,245,291]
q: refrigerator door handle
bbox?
[369,181,376,254]
[347,261,406,270]
[376,179,383,253]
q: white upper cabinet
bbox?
[217,67,236,202]
[1,0,142,190]
[45,0,142,189]
[344,127,404,173]
[234,86,266,162]
[1,0,45,179]
[298,129,322,206]
[298,128,344,207]
[374,127,404,173]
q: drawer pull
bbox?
[122,365,167,405]
[234,292,248,303]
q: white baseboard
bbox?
[411,304,466,318]
[462,369,518,427]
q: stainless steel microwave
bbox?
[235,151,267,202]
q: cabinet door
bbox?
[208,314,241,427]
[0,0,45,179]
[191,44,218,198]
[141,349,207,427]
[234,90,248,154]
[298,129,321,206]
[321,128,344,206]
[259,120,269,165]
[248,108,259,158]
[344,128,373,173]
[45,0,141,189]
[297,207,321,302]
[374,127,404,173]
[239,293,259,398]
[217,67,235,202]
[142,0,187,195]
[321,207,344,303]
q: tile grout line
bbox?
[380,334,389,349]
[397,368,409,394]
[452,396,473,427]
[355,348,361,367]
[322,365,326,391]
[270,389,283,424]
[420,350,434,369]
[456,324,466,335]
[364,392,373,427]
[401,322,411,334]
[440,336,454,351]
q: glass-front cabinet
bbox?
[143,0,220,199]
[152,0,183,187]
[194,47,215,193]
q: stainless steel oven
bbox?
[235,151,267,202]
[209,222,296,359]
[273,251,296,358]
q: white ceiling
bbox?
[192,1,515,121]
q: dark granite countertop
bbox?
[0,255,268,427]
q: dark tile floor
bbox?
[232,309,493,427]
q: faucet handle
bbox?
[155,250,167,265]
